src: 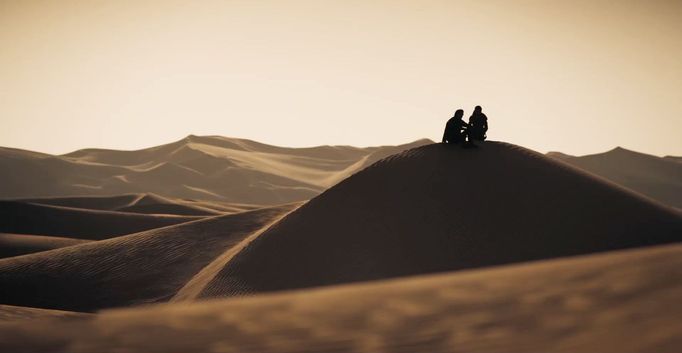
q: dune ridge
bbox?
[0,136,432,205]
[0,200,199,239]
[0,203,299,312]
[0,233,90,259]
[189,142,681,299]
[548,147,682,208]
[1,243,679,353]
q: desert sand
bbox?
[548,147,682,209]
[0,203,298,312]
[0,200,200,239]
[0,138,679,352]
[186,142,680,298]
[0,136,431,204]
[0,243,680,353]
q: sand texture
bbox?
[0,243,679,353]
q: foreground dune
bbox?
[189,142,681,299]
[0,305,85,323]
[0,201,200,239]
[0,204,298,312]
[0,243,679,353]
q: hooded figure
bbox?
[442,109,468,144]
[468,105,488,141]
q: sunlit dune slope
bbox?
[0,304,86,323]
[548,147,682,208]
[1,243,679,353]
[0,203,298,312]
[0,136,431,204]
[0,233,90,259]
[191,142,681,298]
[0,201,199,239]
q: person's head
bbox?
[474,105,482,113]
[454,109,464,118]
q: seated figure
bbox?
[468,105,488,141]
[442,109,468,144]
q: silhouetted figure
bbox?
[468,105,488,141]
[442,109,468,144]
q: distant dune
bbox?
[188,142,681,298]
[0,137,680,352]
[1,243,679,353]
[0,136,432,205]
[0,233,90,259]
[0,204,298,312]
[0,201,199,239]
[548,147,682,209]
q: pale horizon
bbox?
[2,0,681,157]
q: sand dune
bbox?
[548,147,682,209]
[0,233,90,259]
[0,203,298,312]
[21,193,239,216]
[186,142,681,299]
[0,304,86,323]
[0,136,431,205]
[0,243,679,353]
[0,201,199,239]
[21,194,142,211]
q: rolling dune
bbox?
[0,233,90,259]
[0,203,299,312]
[0,136,432,204]
[1,243,679,353]
[0,201,199,239]
[548,147,682,208]
[186,142,681,299]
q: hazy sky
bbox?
[1,0,681,156]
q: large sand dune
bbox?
[1,243,679,353]
[548,147,682,209]
[0,200,200,239]
[0,136,431,204]
[187,142,681,299]
[0,203,298,312]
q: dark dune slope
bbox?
[0,201,199,239]
[2,243,678,353]
[195,142,681,298]
[0,233,90,259]
[549,147,682,208]
[20,194,141,211]
[0,204,298,312]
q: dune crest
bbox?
[0,136,432,205]
[191,142,681,298]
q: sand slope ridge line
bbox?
[192,141,681,299]
[172,203,302,301]
[0,204,298,312]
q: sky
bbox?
[1,0,681,156]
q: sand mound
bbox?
[1,243,679,353]
[0,136,431,204]
[20,194,141,211]
[0,233,90,259]
[549,147,682,208]
[0,201,199,239]
[0,305,86,323]
[0,204,298,312]
[21,193,227,216]
[191,142,681,298]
